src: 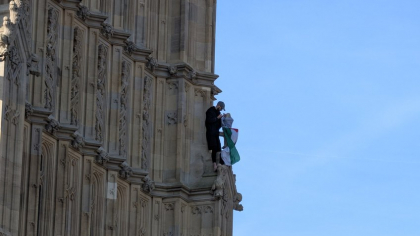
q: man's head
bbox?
[216,101,225,111]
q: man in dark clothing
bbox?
[205,101,226,171]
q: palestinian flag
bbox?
[222,127,240,165]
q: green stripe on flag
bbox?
[223,127,240,165]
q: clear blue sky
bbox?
[214,1,420,235]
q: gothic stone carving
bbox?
[146,56,157,71]
[189,70,197,80]
[71,131,85,150]
[141,76,152,170]
[212,165,228,199]
[166,112,177,125]
[96,44,108,141]
[166,81,178,90]
[164,203,174,211]
[27,53,40,76]
[168,65,177,76]
[100,22,114,39]
[20,0,32,44]
[71,27,83,126]
[191,205,214,215]
[45,115,60,135]
[6,45,22,87]
[141,175,155,193]
[45,7,59,110]
[194,89,206,97]
[76,5,90,21]
[119,161,133,179]
[96,147,109,165]
[234,192,243,211]
[9,109,20,125]
[25,101,33,118]
[9,1,20,24]
[119,61,130,158]
[124,40,138,55]
[0,17,12,61]
[4,105,12,121]
[185,83,190,92]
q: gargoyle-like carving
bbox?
[96,147,109,164]
[234,192,243,211]
[100,22,114,39]
[212,165,228,199]
[146,56,157,71]
[142,175,155,193]
[124,40,138,55]
[27,53,40,76]
[168,65,177,76]
[77,5,90,21]
[45,115,60,134]
[25,101,33,119]
[71,131,85,150]
[189,70,197,80]
[119,161,133,179]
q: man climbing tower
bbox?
[205,101,225,171]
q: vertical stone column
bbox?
[175,79,187,182]
[108,46,122,155]
[179,0,189,62]
[151,198,163,236]
[130,63,143,167]
[0,10,27,234]
[163,79,178,182]
[31,0,48,108]
[157,0,168,61]
[153,77,165,181]
[24,124,42,236]
[134,0,147,47]
[205,0,216,72]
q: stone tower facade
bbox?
[0,0,242,235]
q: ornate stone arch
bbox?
[116,184,128,236]
[35,138,56,236]
[90,171,105,236]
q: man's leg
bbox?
[211,148,218,171]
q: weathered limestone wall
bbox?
[0,0,242,235]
